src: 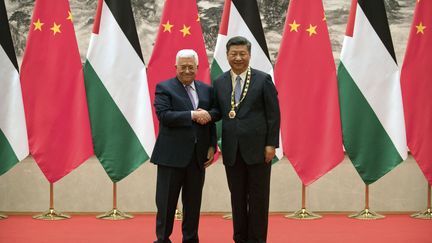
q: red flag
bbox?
[147,0,210,133]
[274,0,344,185]
[401,0,432,185]
[20,0,93,183]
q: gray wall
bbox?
[0,155,428,213]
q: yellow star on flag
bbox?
[196,14,200,22]
[67,11,73,22]
[323,12,327,21]
[50,22,61,35]
[416,22,426,34]
[162,20,174,33]
[289,20,300,32]
[180,24,191,37]
[33,19,44,31]
[306,24,317,36]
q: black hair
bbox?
[226,36,251,53]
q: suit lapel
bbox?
[223,72,233,106]
[173,78,194,110]
[195,81,203,108]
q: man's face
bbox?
[176,57,197,85]
[227,45,251,74]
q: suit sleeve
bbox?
[154,83,193,127]
[263,74,280,147]
[209,121,217,149]
[208,83,222,122]
[208,86,218,149]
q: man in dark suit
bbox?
[151,49,216,243]
[212,36,280,243]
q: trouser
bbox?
[225,151,271,243]
[154,155,205,243]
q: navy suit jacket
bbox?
[150,78,217,168]
[212,68,280,166]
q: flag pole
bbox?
[222,213,232,220]
[175,207,183,220]
[285,183,322,219]
[33,183,70,220]
[411,183,432,219]
[97,182,133,220]
[175,195,183,220]
[349,184,384,219]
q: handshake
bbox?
[192,108,212,125]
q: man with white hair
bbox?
[151,49,216,243]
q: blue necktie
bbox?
[185,85,197,109]
[234,76,242,104]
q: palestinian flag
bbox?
[401,0,432,185]
[337,0,407,185]
[84,0,155,182]
[0,0,28,175]
[210,0,283,162]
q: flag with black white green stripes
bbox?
[337,0,407,184]
[84,0,155,182]
[0,0,28,175]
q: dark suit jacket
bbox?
[151,78,217,169]
[212,68,280,166]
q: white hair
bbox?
[176,49,199,65]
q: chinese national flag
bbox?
[147,0,210,133]
[20,0,93,183]
[274,0,344,185]
[401,0,432,185]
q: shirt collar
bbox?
[230,69,248,82]
[183,80,196,90]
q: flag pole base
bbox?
[348,208,385,220]
[33,208,70,220]
[285,208,322,220]
[411,208,432,220]
[0,214,8,220]
[96,208,133,220]
[222,213,232,220]
[175,209,183,220]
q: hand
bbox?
[204,147,215,168]
[264,146,275,164]
[192,108,211,125]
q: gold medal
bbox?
[229,67,251,120]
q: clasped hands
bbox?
[192,108,212,125]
